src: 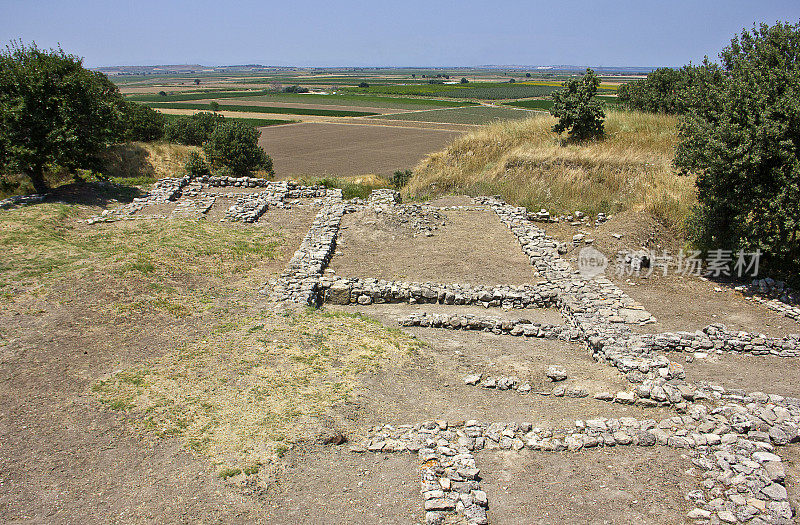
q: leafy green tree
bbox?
[617,65,717,114]
[164,112,224,146]
[460,77,469,84]
[209,101,220,113]
[675,22,800,276]
[202,121,273,176]
[118,101,165,142]
[549,68,605,141]
[0,42,124,193]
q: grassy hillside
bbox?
[404,110,695,229]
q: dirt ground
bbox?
[262,445,420,524]
[203,196,321,224]
[324,303,673,432]
[0,199,317,524]
[776,446,800,524]
[331,208,542,286]
[543,213,800,338]
[682,352,800,398]
[258,122,463,177]
[480,448,695,525]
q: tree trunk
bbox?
[26,164,48,194]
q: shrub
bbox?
[460,78,468,84]
[118,102,165,142]
[282,85,308,93]
[202,121,273,176]
[184,150,210,176]
[158,91,167,97]
[358,82,369,88]
[675,21,800,279]
[392,169,412,189]
[549,68,605,141]
[164,112,224,146]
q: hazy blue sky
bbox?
[1,0,798,67]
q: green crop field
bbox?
[234,93,476,109]
[145,102,378,117]
[128,89,273,102]
[505,95,621,111]
[159,113,296,127]
[343,81,615,99]
[130,90,476,109]
[369,106,540,125]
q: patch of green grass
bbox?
[108,175,158,188]
[218,467,242,479]
[0,203,283,295]
[146,102,378,117]
[299,176,391,200]
[91,308,420,476]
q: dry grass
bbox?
[404,110,696,230]
[0,202,282,307]
[97,142,200,184]
[92,309,422,475]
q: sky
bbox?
[1,0,798,68]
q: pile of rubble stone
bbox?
[319,276,559,308]
[638,324,800,357]
[0,193,45,209]
[397,312,580,341]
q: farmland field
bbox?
[145,102,378,117]
[505,94,621,111]
[235,93,477,109]
[370,105,541,125]
[343,81,618,99]
[258,122,463,177]
[159,112,296,127]
[128,90,477,109]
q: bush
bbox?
[184,150,210,177]
[616,66,717,114]
[460,78,468,84]
[164,112,224,146]
[202,121,273,176]
[118,102,165,142]
[549,68,605,141]
[282,85,308,93]
[358,82,369,88]
[675,21,800,279]
[392,170,412,189]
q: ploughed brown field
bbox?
[258,121,464,178]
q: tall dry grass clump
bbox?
[404,110,696,230]
[97,142,200,182]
